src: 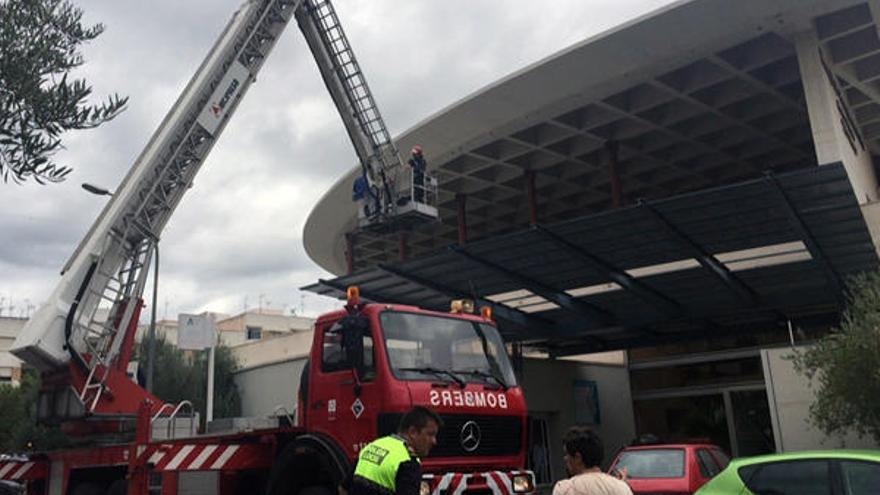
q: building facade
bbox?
[0,316,25,386]
[136,309,314,348]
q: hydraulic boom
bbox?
[12,0,435,424]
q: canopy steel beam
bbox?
[549,309,843,357]
[448,245,616,327]
[541,336,609,357]
[375,264,543,336]
[765,173,844,301]
[640,201,764,307]
[534,224,682,318]
[376,263,607,344]
[316,278,379,302]
[548,323,752,358]
[315,276,449,314]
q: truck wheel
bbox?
[265,439,346,495]
[69,483,102,495]
[0,481,23,495]
[106,479,127,495]
[300,487,334,495]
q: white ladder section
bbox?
[13,0,302,414]
[297,0,407,223]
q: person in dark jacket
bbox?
[408,145,427,203]
[344,406,442,495]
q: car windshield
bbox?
[380,311,517,387]
[615,449,686,478]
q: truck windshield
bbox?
[380,311,517,387]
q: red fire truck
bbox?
[1,0,533,493]
[2,288,533,495]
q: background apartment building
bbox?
[0,316,25,386]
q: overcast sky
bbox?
[0,0,677,321]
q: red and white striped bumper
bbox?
[133,443,272,471]
[424,470,535,495]
[0,460,47,482]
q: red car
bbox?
[608,443,730,495]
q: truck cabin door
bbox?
[309,316,380,459]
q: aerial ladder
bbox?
[296,2,439,230]
[12,0,438,428]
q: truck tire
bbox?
[106,479,127,495]
[69,483,102,495]
[0,481,23,495]
[299,487,334,495]
[265,437,347,495]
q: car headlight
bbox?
[419,481,431,495]
[512,474,534,493]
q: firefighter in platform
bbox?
[344,406,442,495]
[353,174,369,218]
[408,145,427,203]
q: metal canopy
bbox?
[304,163,877,353]
[323,1,880,273]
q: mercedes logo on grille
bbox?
[459,420,481,452]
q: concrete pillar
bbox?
[398,231,408,262]
[605,140,624,207]
[795,30,878,204]
[457,193,468,245]
[527,171,538,226]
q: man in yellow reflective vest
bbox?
[347,406,443,495]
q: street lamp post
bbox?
[81,183,159,393]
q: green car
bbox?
[695,450,880,495]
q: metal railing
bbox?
[151,400,197,439]
[272,404,298,427]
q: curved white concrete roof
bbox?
[304,0,879,275]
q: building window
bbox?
[246,326,262,340]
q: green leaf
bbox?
[0,0,128,185]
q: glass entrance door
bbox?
[633,394,732,452]
[527,415,554,485]
[726,388,775,456]
[632,387,775,457]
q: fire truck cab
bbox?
[265,292,532,495]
